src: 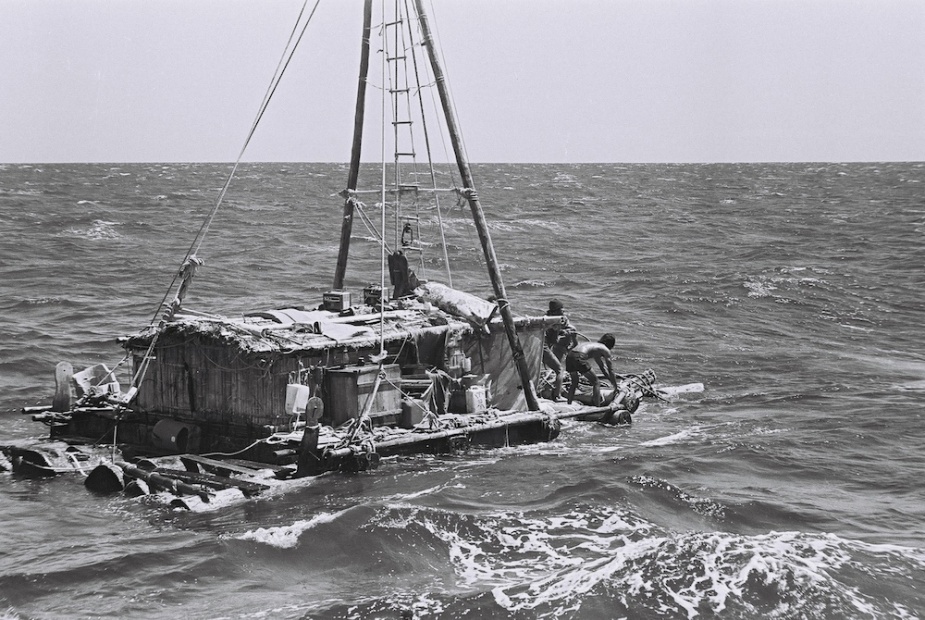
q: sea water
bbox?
[1,162,923,618]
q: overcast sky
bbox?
[2,0,923,164]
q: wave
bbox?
[493,530,925,618]
[61,219,121,240]
[233,510,349,548]
[290,501,925,619]
[3,162,925,618]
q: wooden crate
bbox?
[324,364,401,427]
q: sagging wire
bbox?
[150,0,322,328]
[130,0,323,400]
[354,201,393,254]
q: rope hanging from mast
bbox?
[130,0,323,399]
[403,0,453,286]
[150,0,322,327]
[336,0,467,290]
[411,0,541,411]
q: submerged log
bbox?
[149,466,268,497]
[117,462,211,502]
[124,478,150,498]
[85,461,126,494]
[21,405,53,415]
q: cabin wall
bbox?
[127,320,543,428]
[461,324,544,410]
[129,331,422,431]
[130,337,298,429]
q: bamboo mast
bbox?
[333,0,374,290]
[411,0,540,411]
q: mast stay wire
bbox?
[146,0,322,329]
[417,0,485,274]
[379,0,388,357]
[423,0,472,170]
[362,3,464,284]
[131,0,322,393]
[403,0,453,287]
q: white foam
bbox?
[640,427,702,447]
[744,279,776,298]
[235,510,348,549]
[492,529,925,617]
[66,219,120,240]
[369,497,925,617]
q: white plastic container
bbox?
[285,384,311,416]
[465,385,487,413]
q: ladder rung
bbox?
[384,19,403,27]
[350,187,458,195]
[387,55,407,62]
[392,120,413,125]
[395,152,416,157]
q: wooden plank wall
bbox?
[131,334,320,428]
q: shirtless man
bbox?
[565,333,618,406]
[542,299,577,401]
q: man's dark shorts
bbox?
[566,354,591,374]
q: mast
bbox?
[412,0,540,411]
[333,0,374,290]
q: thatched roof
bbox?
[122,282,561,356]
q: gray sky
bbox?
[2,0,923,163]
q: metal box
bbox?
[363,284,384,307]
[322,290,352,312]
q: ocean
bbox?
[1,162,923,619]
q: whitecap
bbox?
[640,427,702,447]
[743,279,775,298]
[235,510,347,548]
[495,529,925,618]
[64,219,120,240]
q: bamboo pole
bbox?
[322,403,618,460]
[333,0,374,290]
[411,0,540,411]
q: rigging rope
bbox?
[152,1,323,327]
[354,201,393,253]
[360,1,462,288]
[403,0,452,286]
[130,0,322,395]
[380,0,389,358]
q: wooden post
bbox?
[296,424,322,477]
[52,361,73,412]
[333,0,374,290]
[412,0,540,411]
[296,396,325,477]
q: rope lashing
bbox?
[163,255,204,321]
